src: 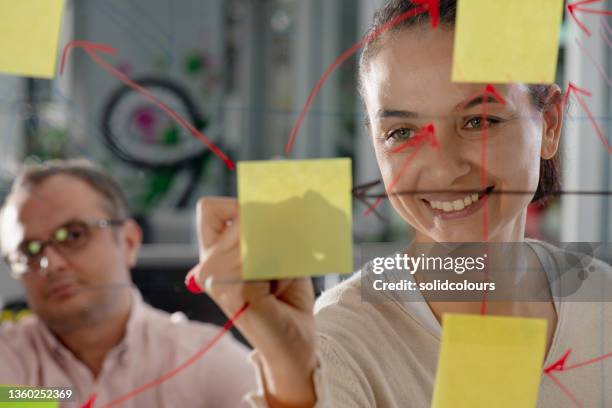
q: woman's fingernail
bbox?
[185,270,204,294]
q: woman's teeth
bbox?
[429,193,480,212]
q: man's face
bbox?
[0,175,141,331]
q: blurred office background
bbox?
[1,0,611,325]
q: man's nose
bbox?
[38,244,69,276]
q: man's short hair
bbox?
[2,158,129,221]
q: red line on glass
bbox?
[545,372,583,408]
[576,38,612,86]
[61,40,235,170]
[563,82,612,154]
[80,302,249,408]
[601,23,612,48]
[602,18,612,41]
[542,347,612,407]
[568,0,612,36]
[478,84,506,316]
[544,348,612,373]
[285,0,439,155]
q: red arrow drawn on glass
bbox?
[80,394,97,408]
[363,124,438,216]
[60,40,235,170]
[544,348,573,373]
[544,371,583,408]
[563,82,612,154]
[543,349,580,406]
[544,348,612,373]
[542,348,612,408]
[568,0,612,36]
[601,19,612,48]
[285,0,439,155]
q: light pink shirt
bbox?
[0,289,256,407]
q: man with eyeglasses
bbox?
[0,159,256,407]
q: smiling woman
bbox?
[187,1,612,407]
[359,15,563,243]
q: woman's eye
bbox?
[386,128,416,142]
[463,117,501,130]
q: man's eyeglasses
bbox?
[5,219,125,276]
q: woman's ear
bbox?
[541,85,563,160]
[121,219,142,268]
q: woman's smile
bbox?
[420,185,495,220]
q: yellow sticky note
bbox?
[432,314,547,408]
[237,159,353,280]
[452,0,564,84]
[0,0,65,78]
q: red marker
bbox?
[568,0,612,36]
[60,41,235,170]
[185,266,204,294]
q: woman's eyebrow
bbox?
[376,109,419,119]
[457,94,505,111]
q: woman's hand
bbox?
[187,197,318,408]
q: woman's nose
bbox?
[419,130,472,185]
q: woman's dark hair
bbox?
[359,0,561,206]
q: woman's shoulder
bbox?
[526,238,612,300]
[525,238,611,272]
[314,271,364,316]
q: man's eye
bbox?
[65,229,84,241]
[55,228,69,242]
[463,117,501,130]
[26,241,42,256]
[386,128,416,141]
[55,227,83,243]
